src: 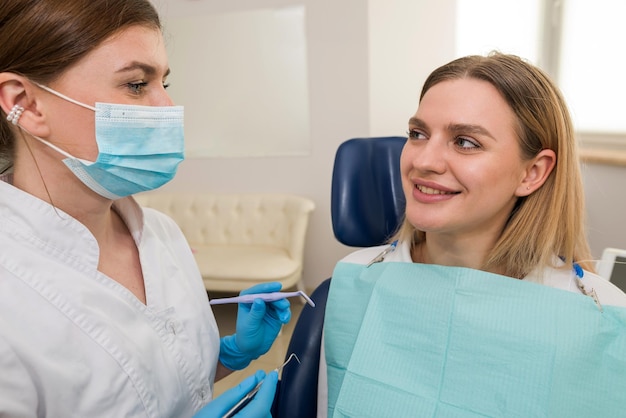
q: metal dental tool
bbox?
[222,353,301,418]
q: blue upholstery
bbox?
[272,136,406,418]
[331,136,407,247]
[271,278,331,417]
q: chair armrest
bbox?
[272,278,331,418]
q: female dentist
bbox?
[0,0,288,416]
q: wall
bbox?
[367,0,456,136]
[152,0,626,290]
[583,162,626,256]
[152,0,372,290]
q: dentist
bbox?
[0,0,289,417]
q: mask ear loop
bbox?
[33,82,97,112]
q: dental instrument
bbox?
[222,353,301,418]
[209,290,316,308]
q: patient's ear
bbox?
[0,73,49,137]
[516,149,557,197]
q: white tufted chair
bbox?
[133,192,315,293]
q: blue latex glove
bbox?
[192,370,278,418]
[219,282,291,370]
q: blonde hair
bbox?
[394,52,593,278]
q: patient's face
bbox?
[401,77,529,242]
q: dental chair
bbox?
[271,136,407,417]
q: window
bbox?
[456,0,626,139]
[558,0,626,133]
[455,0,543,65]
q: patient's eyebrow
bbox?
[447,123,495,139]
[408,117,495,139]
[408,117,427,128]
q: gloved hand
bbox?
[192,370,278,418]
[219,282,291,370]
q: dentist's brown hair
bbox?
[0,0,161,167]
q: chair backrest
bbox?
[272,136,406,418]
[331,136,406,247]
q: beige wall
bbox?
[152,0,626,290]
[152,0,372,290]
[583,162,626,258]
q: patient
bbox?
[318,52,626,417]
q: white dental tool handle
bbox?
[209,291,315,307]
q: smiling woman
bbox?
[395,53,585,279]
[0,1,289,417]
[402,77,556,274]
[317,52,626,418]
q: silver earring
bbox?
[6,104,24,125]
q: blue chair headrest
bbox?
[331,136,406,247]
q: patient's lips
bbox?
[412,180,459,203]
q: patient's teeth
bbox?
[417,185,452,195]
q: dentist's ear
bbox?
[516,149,557,196]
[0,73,50,138]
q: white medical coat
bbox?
[0,177,220,418]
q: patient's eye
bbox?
[454,136,480,150]
[407,129,426,140]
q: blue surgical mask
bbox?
[29,83,184,200]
